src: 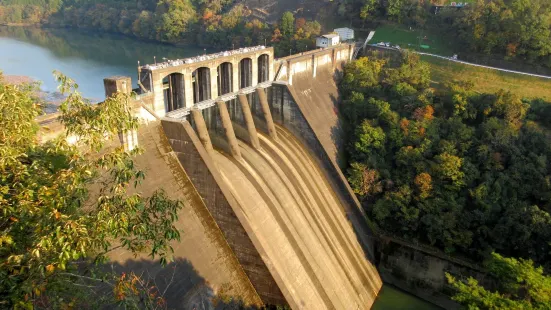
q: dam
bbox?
[39,43,383,309]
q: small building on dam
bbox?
[39,43,384,309]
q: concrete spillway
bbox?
[286,66,344,167]
[212,125,382,309]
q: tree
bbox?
[0,72,183,308]
[340,57,386,96]
[280,11,295,37]
[383,52,430,90]
[414,173,432,199]
[386,0,404,22]
[353,120,386,154]
[271,28,282,42]
[360,0,378,21]
[348,163,382,197]
[295,17,306,30]
[447,253,551,309]
[301,21,321,38]
[448,0,551,68]
[435,152,465,189]
[155,0,197,41]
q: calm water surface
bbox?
[373,285,441,309]
[0,26,205,100]
[0,25,439,310]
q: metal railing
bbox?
[142,46,269,71]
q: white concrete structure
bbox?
[138,46,274,118]
[334,27,354,41]
[274,43,355,85]
[316,34,340,48]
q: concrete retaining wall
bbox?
[377,237,496,309]
[160,119,287,306]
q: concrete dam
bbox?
[39,44,383,309]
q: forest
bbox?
[344,0,551,70]
[2,0,550,68]
[340,51,551,269]
[0,0,321,56]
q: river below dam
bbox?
[0,25,440,310]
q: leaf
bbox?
[46,264,55,273]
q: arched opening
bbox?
[238,58,252,89]
[258,54,270,83]
[217,62,233,96]
[193,67,211,103]
[162,73,185,112]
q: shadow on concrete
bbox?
[106,258,259,310]
[328,92,347,169]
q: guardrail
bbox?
[368,44,551,80]
[141,45,268,71]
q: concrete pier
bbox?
[238,94,261,149]
[191,109,214,156]
[216,101,242,160]
[256,88,278,140]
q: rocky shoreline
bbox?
[4,75,65,114]
[4,75,34,85]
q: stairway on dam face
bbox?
[212,125,382,309]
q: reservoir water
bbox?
[0,26,204,101]
[0,25,440,310]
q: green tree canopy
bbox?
[447,253,551,310]
[340,52,551,266]
[280,11,295,37]
[0,72,183,308]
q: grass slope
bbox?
[423,55,551,100]
[372,24,551,100]
[371,24,454,55]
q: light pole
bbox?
[153,56,156,65]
